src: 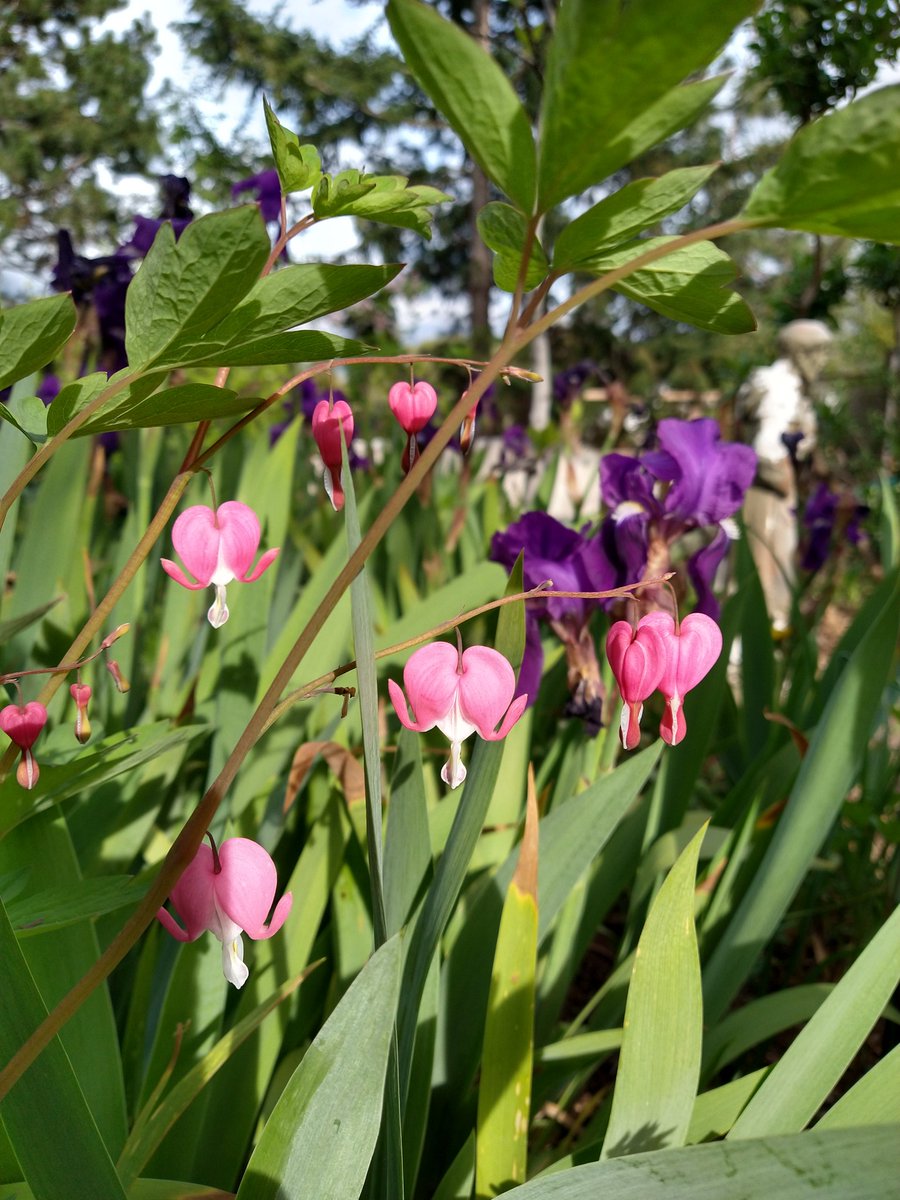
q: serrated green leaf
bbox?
[125,206,270,367]
[235,935,403,1200]
[477,203,548,293]
[742,86,900,243]
[602,823,706,1158]
[263,97,322,193]
[537,0,757,211]
[386,0,536,212]
[0,294,77,392]
[553,165,719,272]
[585,238,757,335]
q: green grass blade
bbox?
[815,1045,900,1130]
[342,436,387,947]
[505,1126,898,1198]
[0,897,128,1199]
[703,570,900,1023]
[602,823,706,1159]
[728,905,900,1139]
[235,934,403,1200]
[475,773,539,1197]
[117,967,319,1188]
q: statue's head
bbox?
[777,319,833,385]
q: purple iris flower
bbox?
[498,424,534,470]
[801,483,839,573]
[553,360,596,409]
[232,169,283,224]
[36,374,61,406]
[51,231,133,374]
[119,215,192,259]
[599,418,756,619]
[801,483,869,573]
[158,174,193,220]
[643,419,756,530]
[491,512,616,726]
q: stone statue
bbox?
[737,320,833,633]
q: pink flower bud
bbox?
[388,381,437,435]
[160,501,280,628]
[106,659,131,693]
[388,641,527,789]
[157,836,293,988]
[70,682,93,745]
[312,399,355,511]
[0,701,48,791]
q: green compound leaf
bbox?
[742,85,900,243]
[313,171,450,239]
[125,205,270,367]
[477,203,549,293]
[602,824,706,1159]
[0,394,48,445]
[157,262,401,368]
[584,238,757,335]
[386,0,536,212]
[537,0,758,211]
[263,97,322,193]
[553,165,719,272]
[235,935,403,1200]
[0,293,77,392]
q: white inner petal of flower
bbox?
[210,538,237,586]
[436,693,476,790]
[210,901,250,989]
[207,584,230,628]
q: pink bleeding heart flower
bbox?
[605,619,668,750]
[157,836,293,989]
[312,398,354,511]
[388,381,437,435]
[638,611,722,745]
[389,380,437,473]
[69,682,92,744]
[160,501,279,629]
[0,701,48,790]
[388,641,527,789]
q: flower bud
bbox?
[70,682,93,744]
[106,659,131,693]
